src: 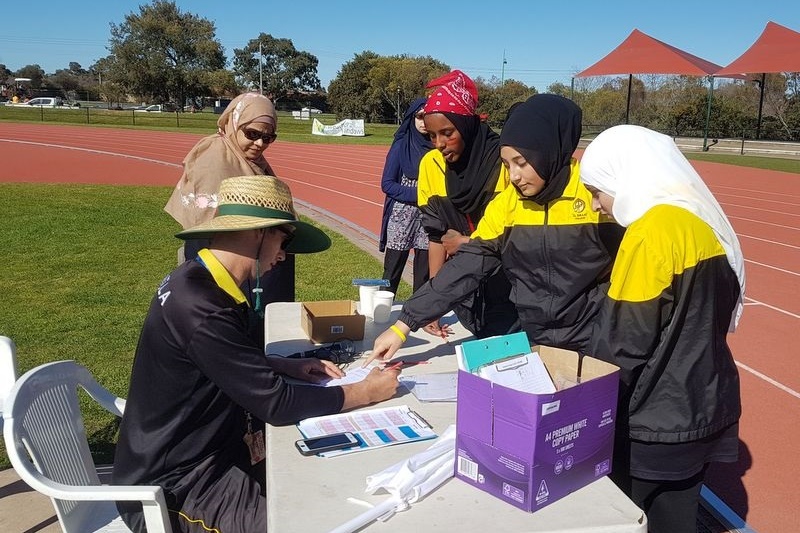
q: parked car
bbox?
[4,97,70,108]
[301,107,322,114]
[28,97,63,107]
[135,103,178,113]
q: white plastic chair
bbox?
[2,360,172,533]
[0,335,19,432]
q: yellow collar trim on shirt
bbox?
[197,248,248,305]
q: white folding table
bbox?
[264,301,647,532]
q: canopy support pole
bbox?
[756,73,766,139]
[625,74,633,124]
[702,76,715,151]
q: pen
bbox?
[384,361,431,371]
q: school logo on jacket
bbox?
[573,199,586,213]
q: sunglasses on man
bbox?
[243,129,277,144]
[274,225,294,250]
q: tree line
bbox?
[2,0,799,140]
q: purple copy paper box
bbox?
[455,340,619,512]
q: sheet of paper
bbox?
[317,363,378,387]
[399,372,458,402]
[477,351,556,394]
[287,363,379,387]
[296,404,436,457]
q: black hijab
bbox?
[499,94,582,205]
[442,112,502,218]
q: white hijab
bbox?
[580,125,745,331]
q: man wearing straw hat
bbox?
[114,175,401,533]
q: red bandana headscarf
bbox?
[424,70,478,116]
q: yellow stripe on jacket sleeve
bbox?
[417,150,446,208]
[471,185,517,240]
[608,205,727,303]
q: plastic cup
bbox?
[371,291,395,324]
[359,285,379,319]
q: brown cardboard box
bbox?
[301,300,365,343]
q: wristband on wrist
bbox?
[389,324,407,343]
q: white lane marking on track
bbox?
[722,201,800,218]
[0,139,182,167]
[728,215,800,231]
[744,259,800,277]
[736,360,800,400]
[738,233,800,250]
[744,297,800,319]
[280,175,383,206]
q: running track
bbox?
[2,123,799,533]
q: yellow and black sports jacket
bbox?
[413,147,519,337]
[400,159,620,352]
[417,148,510,241]
[592,204,741,444]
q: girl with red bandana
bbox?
[415,70,519,338]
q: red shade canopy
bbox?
[716,21,800,75]
[576,29,721,77]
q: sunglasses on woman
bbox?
[242,129,277,144]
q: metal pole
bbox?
[702,76,715,151]
[501,50,507,85]
[625,74,633,124]
[259,42,263,95]
[756,73,765,139]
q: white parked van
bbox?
[25,97,64,107]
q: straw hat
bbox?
[176,175,331,254]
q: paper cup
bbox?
[371,290,395,324]
[359,285,380,319]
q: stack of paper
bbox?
[399,372,458,402]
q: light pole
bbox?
[259,42,263,95]
[500,50,507,85]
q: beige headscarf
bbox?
[164,92,278,229]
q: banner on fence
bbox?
[311,118,365,137]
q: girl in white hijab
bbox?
[580,125,745,533]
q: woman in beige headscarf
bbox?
[165,92,295,324]
[165,92,278,233]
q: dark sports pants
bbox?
[613,467,706,533]
[173,462,266,533]
[382,248,429,295]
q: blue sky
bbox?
[1,1,798,92]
